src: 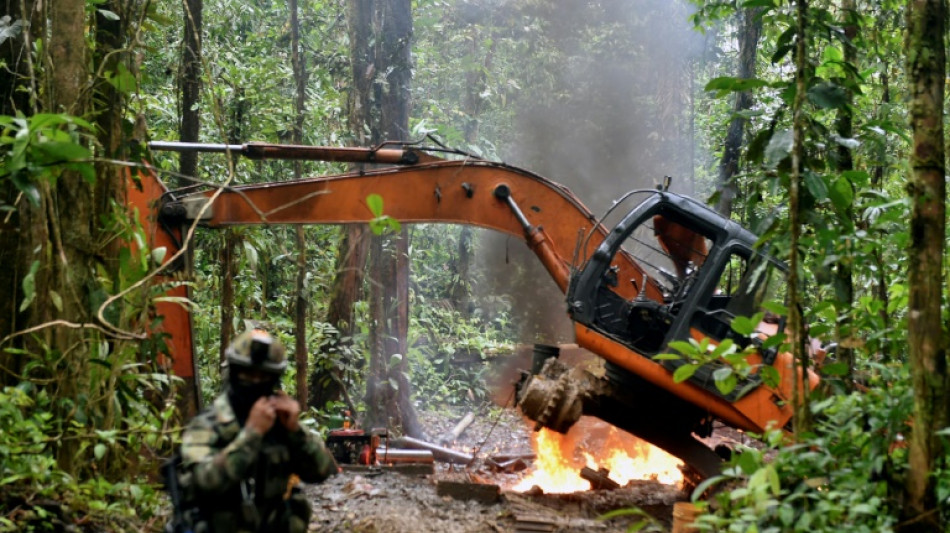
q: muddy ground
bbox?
[305,406,685,533]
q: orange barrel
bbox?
[671,502,701,533]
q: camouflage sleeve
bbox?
[287,427,337,483]
[181,423,264,494]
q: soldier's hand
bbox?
[271,391,301,432]
[246,396,277,436]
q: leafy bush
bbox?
[692,364,915,533]
[0,385,169,532]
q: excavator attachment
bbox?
[133,140,817,480]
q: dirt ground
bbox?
[305,407,686,533]
[304,346,764,532]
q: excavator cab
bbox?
[568,190,787,400]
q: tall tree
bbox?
[290,0,309,406]
[903,0,947,530]
[0,0,35,373]
[362,0,422,437]
[789,0,811,435]
[715,6,763,216]
[309,0,376,411]
[179,0,203,180]
[832,0,857,387]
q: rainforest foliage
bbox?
[0,0,948,531]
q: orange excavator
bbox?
[133,140,817,481]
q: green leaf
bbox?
[731,316,756,336]
[0,17,23,47]
[652,353,681,361]
[367,193,384,217]
[151,246,167,265]
[766,465,781,496]
[713,367,737,395]
[828,177,854,212]
[94,443,107,460]
[704,76,770,97]
[35,141,90,162]
[803,171,829,201]
[762,301,787,316]
[821,361,850,376]
[389,353,403,367]
[691,474,730,501]
[764,129,792,169]
[759,365,780,387]
[49,290,63,312]
[98,9,120,21]
[807,81,848,109]
[737,450,759,475]
[19,260,39,312]
[105,62,136,94]
[822,46,843,63]
[673,363,699,383]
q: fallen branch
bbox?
[439,411,475,445]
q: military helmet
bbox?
[225,329,287,375]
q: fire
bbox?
[512,417,683,493]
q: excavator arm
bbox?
[133,141,815,481]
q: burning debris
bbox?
[511,418,683,493]
[579,467,620,491]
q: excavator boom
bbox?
[135,141,816,480]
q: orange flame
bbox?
[512,417,683,493]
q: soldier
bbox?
[176,329,337,533]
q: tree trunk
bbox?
[831,0,857,387]
[310,225,369,410]
[179,0,202,181]
[0,0,35,383]
[309,0,375,411]
[219,229,237,365]
[715,7,762,217]
[903,1,948,530]
[333,0,423,437]
[290,0,309,406]
[789,0,811,436]
[873,64,890,361]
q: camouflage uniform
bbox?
[179,393,337,533]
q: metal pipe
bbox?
[147,141,426,165]
[375,448,434,464]
[493,184,532,233]
[388,436,474,465]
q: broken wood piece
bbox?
[579,466,620,490]
[511,514,563,532]
[488,452,536,463]
[486,457,528,472]
[340,463,434,476]
[390,436,474,465]
[439,411,476,444]
[436,480,501,504]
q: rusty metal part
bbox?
[516,357,724,481]
[579,466,620,490]
[148,141,439,165]
[516,359,602,433]
[388,436,474,465]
